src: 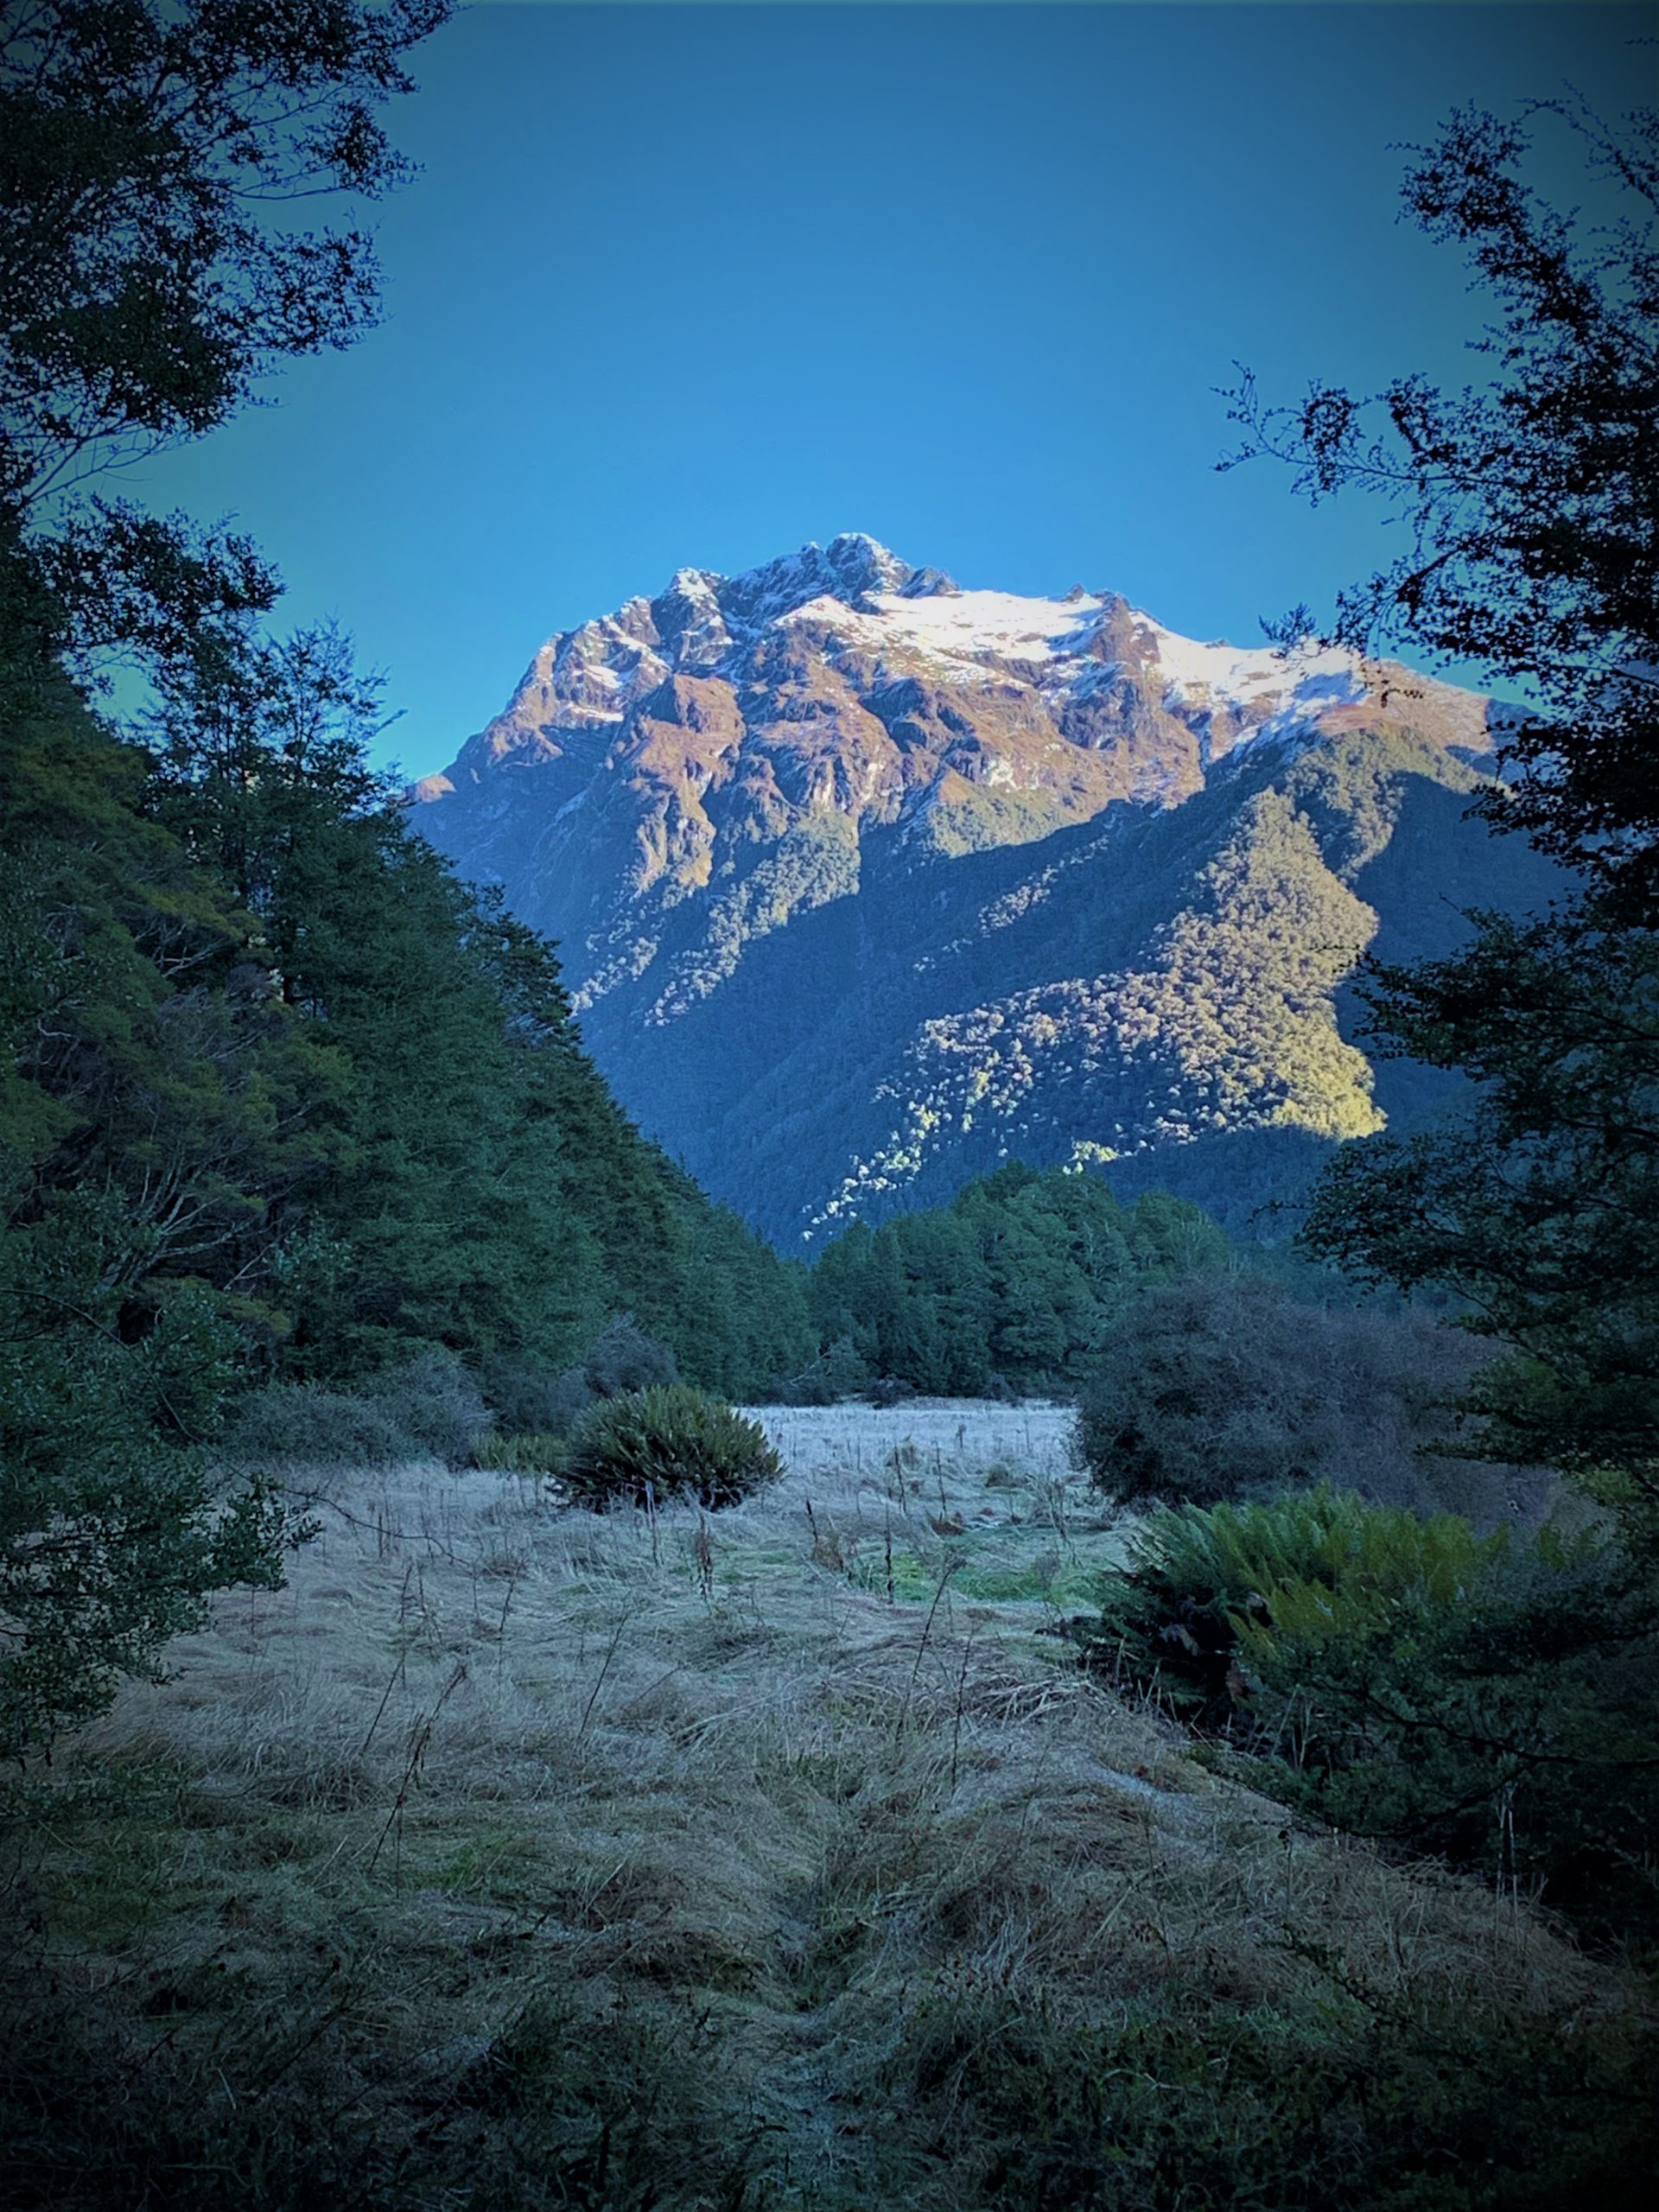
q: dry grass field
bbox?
[3,1404,1649,2209]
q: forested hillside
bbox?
[2,641,809,1393]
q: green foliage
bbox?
[562,1385,784,1510]
[474,1432,569,1476]
[223,1351,493,1470]
[0,0,808,1751]
[0,1275,302,1760]
[1072,1273,1541,1520]
[1304,908,1659,1552]
[1082,1485,1507,1717]
[219,1382,414,1470]
[1224,97,1658,918]
[1081,1489,1659,1944]
[771,1334,873,1407]
[577,1312,680,1402]
[1,0,454,676]
[884,1971,1656,2212]
[809,1162,1229,1394]
[1234,98,1659,1559]
[0,0,457,1758]
[360,1348,492,1465]
[1252,1536,1659,1946]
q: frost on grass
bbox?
[2,1406,1645,2210]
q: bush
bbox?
[1077,1489,1659,1948]
[480,1357,592,1437]
[483,1314,679,1438]
[774,1335,870,1406]
[0,1289,301,1762]
[474,1431,569,1475]
[364,1347,491,1465]
[581,1312,679,1401]
[1080,1484,1509,1719]
[562,1385,783,1510]
[220,1380,414,1466]
[1071,1274,1548,1522]
[865,1373,918,1409]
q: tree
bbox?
[1,0,453,680]
[1222,93,1658,919]
[0,0,450,1755]
[1224,92,1659,1548]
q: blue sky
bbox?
[129,3,1646,779]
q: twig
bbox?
[577,1616,629,1742]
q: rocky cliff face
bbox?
[413,534,1552,1244]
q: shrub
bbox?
[1071,1274,1548,1522]
[581,1312,679,1401]
[1,1289,301,1762]
[363,1346,491,1464]
[480,1357,592,1437]
[562,1385,783,1510]
[866,1374,918,1409]
[774,1335,870,1406]
[1081,1484,1509,1718]
[483,1315,679,1438]
[220,1381,414,1466]
[1078,1489,1659,1947]
[474,1431,569,1475]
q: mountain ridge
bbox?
[412,535,1551,1244]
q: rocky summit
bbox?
[411,534,1558,1245]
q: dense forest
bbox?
[802,1165,1229,1395]
[0,0,823,1757]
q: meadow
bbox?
[4,1404,1648,2210]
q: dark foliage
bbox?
[1303,906,1659,1546]
[1071,1273,1547,1525]
[0,0,809,1754]
[1077,1488,1659,1949]
[1230,93,1659,1560]
[1223,95,1658,919]
[562,1384,784,1510]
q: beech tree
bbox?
[1223,94,1658,918]
[0,0,450,1754]
[0,0,453,680]
[1224,92,1659,1548]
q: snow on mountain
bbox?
[411,535,1528,1243]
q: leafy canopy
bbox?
[1228,92,1659,1548]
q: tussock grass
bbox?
[3,1405,1651,2209]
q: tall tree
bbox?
[0,0,450,1755]
[0,0,452,680]
[1224,92,1659,1546]
[1223,94,1658,918]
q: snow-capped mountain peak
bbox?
[410,533,1527,1246]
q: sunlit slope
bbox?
[414,537,1555,1242]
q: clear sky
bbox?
[126,3,1649,779]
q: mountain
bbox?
[411,534,1559,1246]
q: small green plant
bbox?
[562,1385,783,1510]
[1078,1487,1659,1946]
[475,1431,569,1475]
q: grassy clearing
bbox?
[3,1404,1652,2209]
